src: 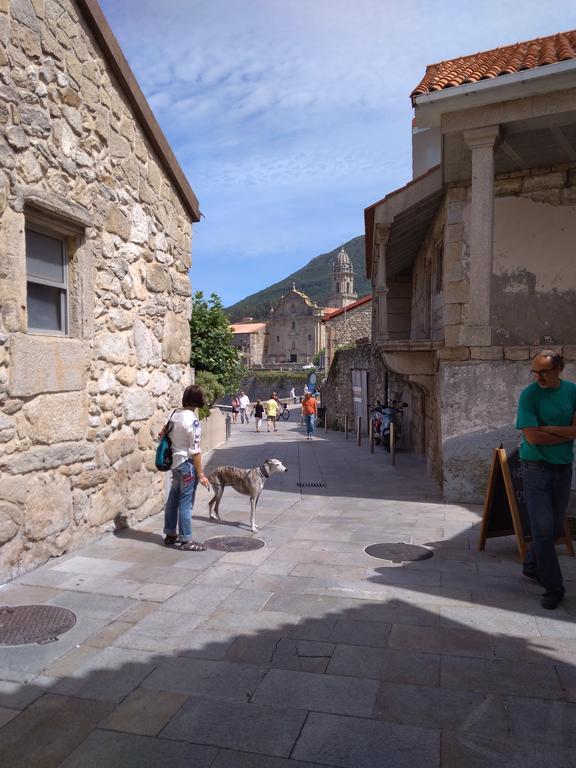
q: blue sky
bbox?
[99,1,575,306]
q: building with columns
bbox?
[333,30,576,502]
[327,247,357,308]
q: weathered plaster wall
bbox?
[0,0,194,579]
[492,195,576,345]
[440,354,576,502]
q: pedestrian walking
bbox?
[162,384,210,551]
[231,394,240,424]
[290,386,297,404]
[239,391,250,424]
[302,392,318,439]
[516,350,576,609]
[265,394,279,432]
[251,399,265,432]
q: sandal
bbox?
[164,535,178,547]
[179,540,207,552]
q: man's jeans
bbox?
[522,460,572,592]
[240,408,249,424]
[164,460,197,542]
[305,414,315,436]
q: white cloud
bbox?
[100,0,576,304]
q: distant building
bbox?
[263,284,337,367]
[230,322,266,367]
[327,247,357,308]
[323,295,372,371]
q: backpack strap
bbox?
[165,408,178,434]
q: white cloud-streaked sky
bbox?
[99,1,575,306]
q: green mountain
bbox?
[226,235,369,321]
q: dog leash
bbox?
[259,464,270,479]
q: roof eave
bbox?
[412,59,576,127]
[77,0,201,222]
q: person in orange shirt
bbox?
[301,392,318,440]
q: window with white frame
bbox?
[26,226,68,334]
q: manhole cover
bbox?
[297,482,327,488]
[0,605,77,646]
[365,543,434,563]
[204,537,265,552]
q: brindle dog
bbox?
[207,458,287,532]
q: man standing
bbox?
[265,394,279,432]
[290,386,297,404]
[238,391,250,424]
[516,351,576,609]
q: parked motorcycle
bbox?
[370,400,408,451]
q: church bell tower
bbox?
[328,246,357,308]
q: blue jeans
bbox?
[164,460,197,542]
[305,414,315,436]
[522,461,572,592]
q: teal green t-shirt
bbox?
[516,380,576,463]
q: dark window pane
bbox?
[27,282,65,332]
[26,229,65,283]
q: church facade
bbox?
[259,247,357,367]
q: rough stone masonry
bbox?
[0,0,199,580]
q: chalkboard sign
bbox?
[479,447,574,559]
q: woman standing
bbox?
[163,384,210,551]
[231,394,240,424]
[301,392,318,440]
[251,399,265,432]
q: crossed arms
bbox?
[523,412,576,445]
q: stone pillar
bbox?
[373,224,390,344]
[462,125,500,346]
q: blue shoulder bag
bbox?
[155,410,176,471]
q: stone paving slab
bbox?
[160,695,307,757]
[59,730,218,768]
[1,417,576,766]
[292,711,440,768]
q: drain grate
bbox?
[365,542,434,563]
[0,605,77,646]
[297,482,327,488]
[204,536,265,552]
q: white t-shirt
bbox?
[239,395,250,410]
[167,409,202,469]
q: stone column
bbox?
[373,224,390,344]
[462,125,500,346]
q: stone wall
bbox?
[438,345,576,503]
[0,0,195,579]
[325,302,371,370]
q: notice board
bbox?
[478,447,574,559]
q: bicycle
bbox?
[279,403,290,421]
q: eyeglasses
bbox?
[530,366,557,376]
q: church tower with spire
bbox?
[328,246,357,308]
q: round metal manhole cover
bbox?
[365,543,434,563]
[0,605,77,646]
[204,536,265,552]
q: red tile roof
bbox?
[230,322,266,334]
[412,29,576,99]
[322,295,372,322]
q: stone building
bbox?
[326,29,576,502]
[323,294,372,371]
[230,321,266,368]
[0,0,200,579]
[327,246,357,308]
[263,285,334,367]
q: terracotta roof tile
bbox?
[411,29,576,99]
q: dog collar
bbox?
[259,464,270,479]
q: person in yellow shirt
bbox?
[265,394,279,432]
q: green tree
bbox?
[190,291,245,392]
[195,370,225,419]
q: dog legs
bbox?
[208,484,224,520]
[249,492,262,533]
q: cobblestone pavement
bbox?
[1,412,576,767]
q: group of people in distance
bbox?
[229,386,320,439]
